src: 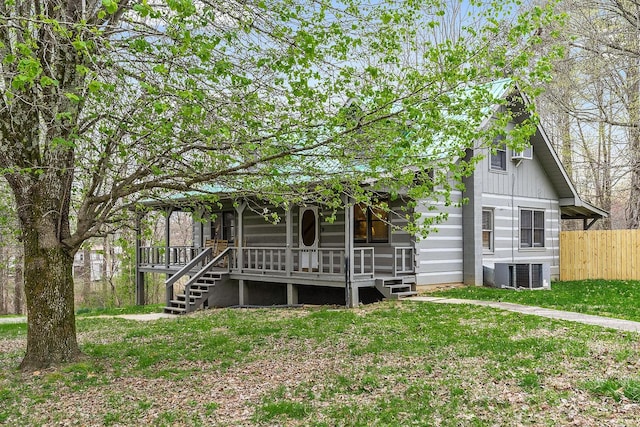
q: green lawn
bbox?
[2,300,640,425]
[430,279,640,322]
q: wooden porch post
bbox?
[135,213,145,305]
[344,197,358,307]
[239,279,248,306]
[236,201,246,272]
[164,207,173,269]
[286,206,293,277]
[287,283,298,305]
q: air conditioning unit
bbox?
[512,146,533,160]
[494,263,550,289]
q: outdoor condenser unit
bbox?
[494,263,550,289]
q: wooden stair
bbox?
[375,276,417,300]
[164,272,223,314]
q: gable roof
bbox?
[509,91,608,222]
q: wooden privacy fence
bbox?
[560,229,640,281]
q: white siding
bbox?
[415,191,464,285]
[481,194,561,279]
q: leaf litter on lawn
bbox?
[2,302,640,426]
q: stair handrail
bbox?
[165,247,212,308]
[183,247,233,313]
[166,247,213,287]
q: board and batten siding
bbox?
[414,190,464,285]
[479,140,561,279]
[480,151,558,200]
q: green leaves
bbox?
[11,56,42,90]
[0,0,558,251]
[101,0,118,14]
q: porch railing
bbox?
[143,245,412,279]
[239,247,349,276]
[139,245,205,267]
[241,247,287,273]
[394,246,415,276]
[292,248,346,275]
[353,247,375,277]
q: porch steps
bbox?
[375,277,417,300]
[164,272,222,315]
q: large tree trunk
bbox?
[19,227,81,370]
[5,146,82,369]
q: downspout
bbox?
[511,171,516,263]
[551,199,557,276]
[344,196,354,307]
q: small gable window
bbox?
[490,142,507,171]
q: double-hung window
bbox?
[482,209,494,252]
[490,135,507,171]
[520,209,544,248]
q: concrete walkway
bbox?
[0,316,27,324]
[4,300,640,333]
[409,296,640,333]
[0,313,175,325]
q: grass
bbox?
[430,279,640,322]
[583,377,640,403]
[2,300,640,425]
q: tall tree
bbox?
[0,0,558,370]
[539,0,640,229]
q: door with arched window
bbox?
[299,207,319,269]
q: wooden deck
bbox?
[137,245,416,313]
[139,245,415,285]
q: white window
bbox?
[490,139,507,171]
[482,209,494,252]
[520,209,545,248]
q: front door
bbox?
[299,207,319,269]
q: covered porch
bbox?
[134,199,417,310]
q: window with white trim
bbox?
[490,140,507,171]
[520,209,544,248]
[482,209,494,252]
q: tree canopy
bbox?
[0,0,559,369]
[539,0,640,229]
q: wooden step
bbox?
[165,271,227,315]
[386,284,412,293]
[388,290,418,299]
